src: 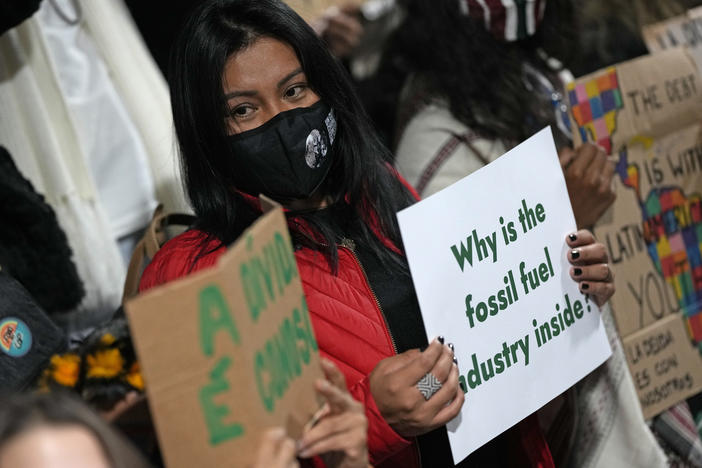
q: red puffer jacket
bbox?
[139,222,553,468]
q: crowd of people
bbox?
[0,0,701,467]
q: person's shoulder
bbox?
[405,100,464,130]
[138,229,225,292]
[394,101,468,188]
[395,100,510,196]
[395,101,467,162]
[396,75,468,138]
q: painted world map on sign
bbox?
[616,150,702,346]
[568,68,624,154]
[569,67,702,349]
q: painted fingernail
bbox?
[453,356,458,366]
[581,283,590,290]
[569,233,577,242]
[573,267,582,276]
[438,336,445,344]
[571,249,580,260]
[448,343,454,352]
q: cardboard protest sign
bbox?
[641,7,702,83]
[642,8,702,82]
[126,207,323,468]
[623,313,702,419]
[567,50,702,336]
[567,49,702,418]
[568,48,702,153]
[284,0,365,23]
[397,127,612,463]
[642,8,702,51]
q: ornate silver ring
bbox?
[416,372,442,400]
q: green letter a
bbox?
[199,285,240,356]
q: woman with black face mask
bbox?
[138,1,614,466]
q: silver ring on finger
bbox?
[604,263,612,282]
[417,372,442,401]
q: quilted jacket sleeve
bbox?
[138,229,224,292]
[349,376,412,465]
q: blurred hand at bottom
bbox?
[253,428,298,468]
[559,143,616,229]
[298,359,369,468]
[312,5,363,58]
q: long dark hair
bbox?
[0,393,150,468]
[170,0,415,270]
[380,0,576,146]
[567,0,687,76]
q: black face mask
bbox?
[226,100,337,203]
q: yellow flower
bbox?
[50,353,81,387]
[86,348,124,379]
[99,333,116,346]
[125,362,144,391]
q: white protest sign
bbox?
[397,127,612,463]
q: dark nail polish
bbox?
[448,343,454,352]
[571,249,580,260]
[438,336,445,344]
[581,283,590,290]
[573,268,582,276]
[569,233,577,242]
[453,356,458,365]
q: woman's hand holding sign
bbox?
[369,339,463,437]
[559,143,616,229]
[298,359,369,468]
[253,428,299,468]
[566,230,615,306]
[256,359,369,468]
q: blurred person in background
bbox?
[568,0,691,76]
[0,393,150,468]
[387,0,616,231]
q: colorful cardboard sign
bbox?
[568,48,702,418]
[623,314,702,419]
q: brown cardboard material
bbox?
[642,8,702,54]
[641,8,702,77]
[591,124,702,337]
[623,314,702,419]
[568,50,702,418]
[568,50,702,337]
[126,207,324,468]
[569,48,702,152]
